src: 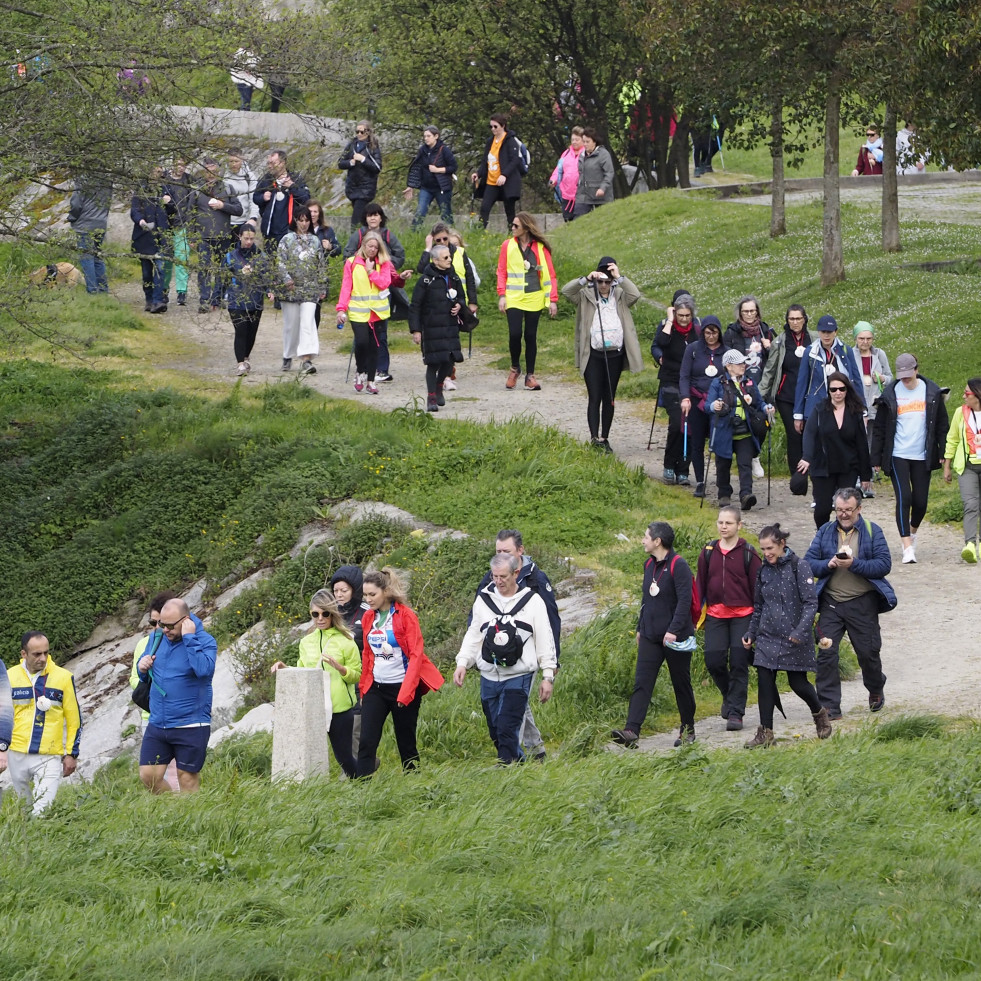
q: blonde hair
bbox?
[447,227,466,248]
[309,589,353,640]
[357,230,391,265]
[363,566,408,606]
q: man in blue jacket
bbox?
[804,486,896,719]
[137,598,217,793]
[793,315,865,432]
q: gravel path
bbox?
[117,270,979,753]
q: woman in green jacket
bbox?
[943,376,981,564]
[272,589,362,777]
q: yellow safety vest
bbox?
[451,248,467,291]
[503,238,551,312]
[347,258,390,322]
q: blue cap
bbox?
[817,315,838,332]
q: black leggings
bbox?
[506,307,541,374]
[812,471,858,528]
[327,707,357,779]
[426,362,453,396]
[756,666,820,729]
[686,405,712,483]
[584,350,624,439]
[890,457,930,537]
[479,186,517,227]
[352,319,383,379]
[230,309,262,362]
[356,682,423,777]
[776,400,804,474]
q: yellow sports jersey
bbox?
[8,659,82,757]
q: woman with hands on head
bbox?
[270,590,361,779]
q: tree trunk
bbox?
[821,85,845,286]
[770,101,786,237]
[881,103,901,252]
[672,117,692,189]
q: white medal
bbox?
[381,642,394,656]
[704,364,718,377]
[36,695,52,712]
[275,191,285,202]
[794,345,805,358]
[649,582,659,597]
[824,364,836,377]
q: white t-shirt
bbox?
[366,609,407,684]
[893,379,927,460]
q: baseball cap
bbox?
[817,315,838,332]
[895,353,918,379]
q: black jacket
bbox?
[342,226,405,270]
[163,172,195,229]
[338,139,382,201]
[252,171,310,240]
[723,320,775,387]
[801,405,872,480]
[408,262,465,365]
[637,550,694,642]
[871,376,949,473]
[130,184,173,256]
[654,321,700,387]
[415,243,477,307]
[474,131,523,200]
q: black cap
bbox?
[597,256,616,272]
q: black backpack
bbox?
[480,590,536,667]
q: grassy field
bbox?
[0,189,976,978]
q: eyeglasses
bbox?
[828,386,847,392]
[148,618,160,627]
[787,315,805,322]
[310,610,330,619]
[159,616,186,629]
[835,506,859,515]
[741,308,757,316]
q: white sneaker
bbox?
[902,545,916,564]
[366,378,379,395]
[752,457,765,478]
[443,378,457,391]
[237,362,248,376]
[354,372,365,393]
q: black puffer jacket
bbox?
[408,262,465,365]
[338,139,382,201]
[871,375,949,473]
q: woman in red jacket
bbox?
[357,567,444,776]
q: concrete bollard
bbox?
[271,667,332,782]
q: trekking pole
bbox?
[345,342,354,383]
[646,380,663,450]
[766,417,772,506]
[468,329,473,360]
[683,416,688,465]
[701,449,712,509]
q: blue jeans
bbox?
[480,672,533,764]
[140,257,166,305]
[197,236,232,307]
[413,187,453,227]
[76,230,108,293]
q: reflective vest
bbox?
[504,238,551,312]
[451,248,467,289]
[347,258,390,322]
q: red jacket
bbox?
[360,603,445,706]
[854,146,883,176]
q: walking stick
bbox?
[345,343,354,383]
[700,449,713,509]
[766,417,772,506]
[646,380,663,451]
[468,329,473,360]
[683,416,688,465]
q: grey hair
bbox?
[674,293,697,316]
[430,244,450,260]
[735,294,762,321]
[833,486,863,509]
[490,553,520,574]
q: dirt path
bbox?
[117,281,979,750]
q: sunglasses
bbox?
[828,386,847,392]
[356,128,367,134]
[866,132,877,137]
[310,610,330,619]
[148,618,160,627]
[510,222,521,229]
[159,616,186,629]
[433,236,449,243]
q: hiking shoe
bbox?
[718,496,731,507]
[236,362,248,377]
[598,439,613,454]
[812,707,833,739]
[244,360,251,373]
[436,390,445,406]
[752,457,765,478]
[902,545,916,564]
[741,493,757,511]
[366,379,379,395]
[726,714,743,731]
[827,709,843,721]
[426,394,439,413]
[299,360,317,375]
[673,727,696,747]
[149,303,167,314]
[144,301,152,311]
[962,541,978,564]
[611,728,639,747]
[177,291,186,306]
[869,692,885,713]
[693,482,706,498]
[198,304,210,314]
[532,750,547,762]
[375,372,393,383]
[662,469,677,485]
[353,372,365,393]
[677,474,691,486]
[745,726,774,749]
[282,358,293,371]
[506,366,520,389]
[443,377,457,391]
[525,373,541,391]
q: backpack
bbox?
[647,555,701,630]
[480,589,536,667]
[702,539,759,578]
[512,136,531,176]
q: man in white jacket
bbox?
[454,553,556,764]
